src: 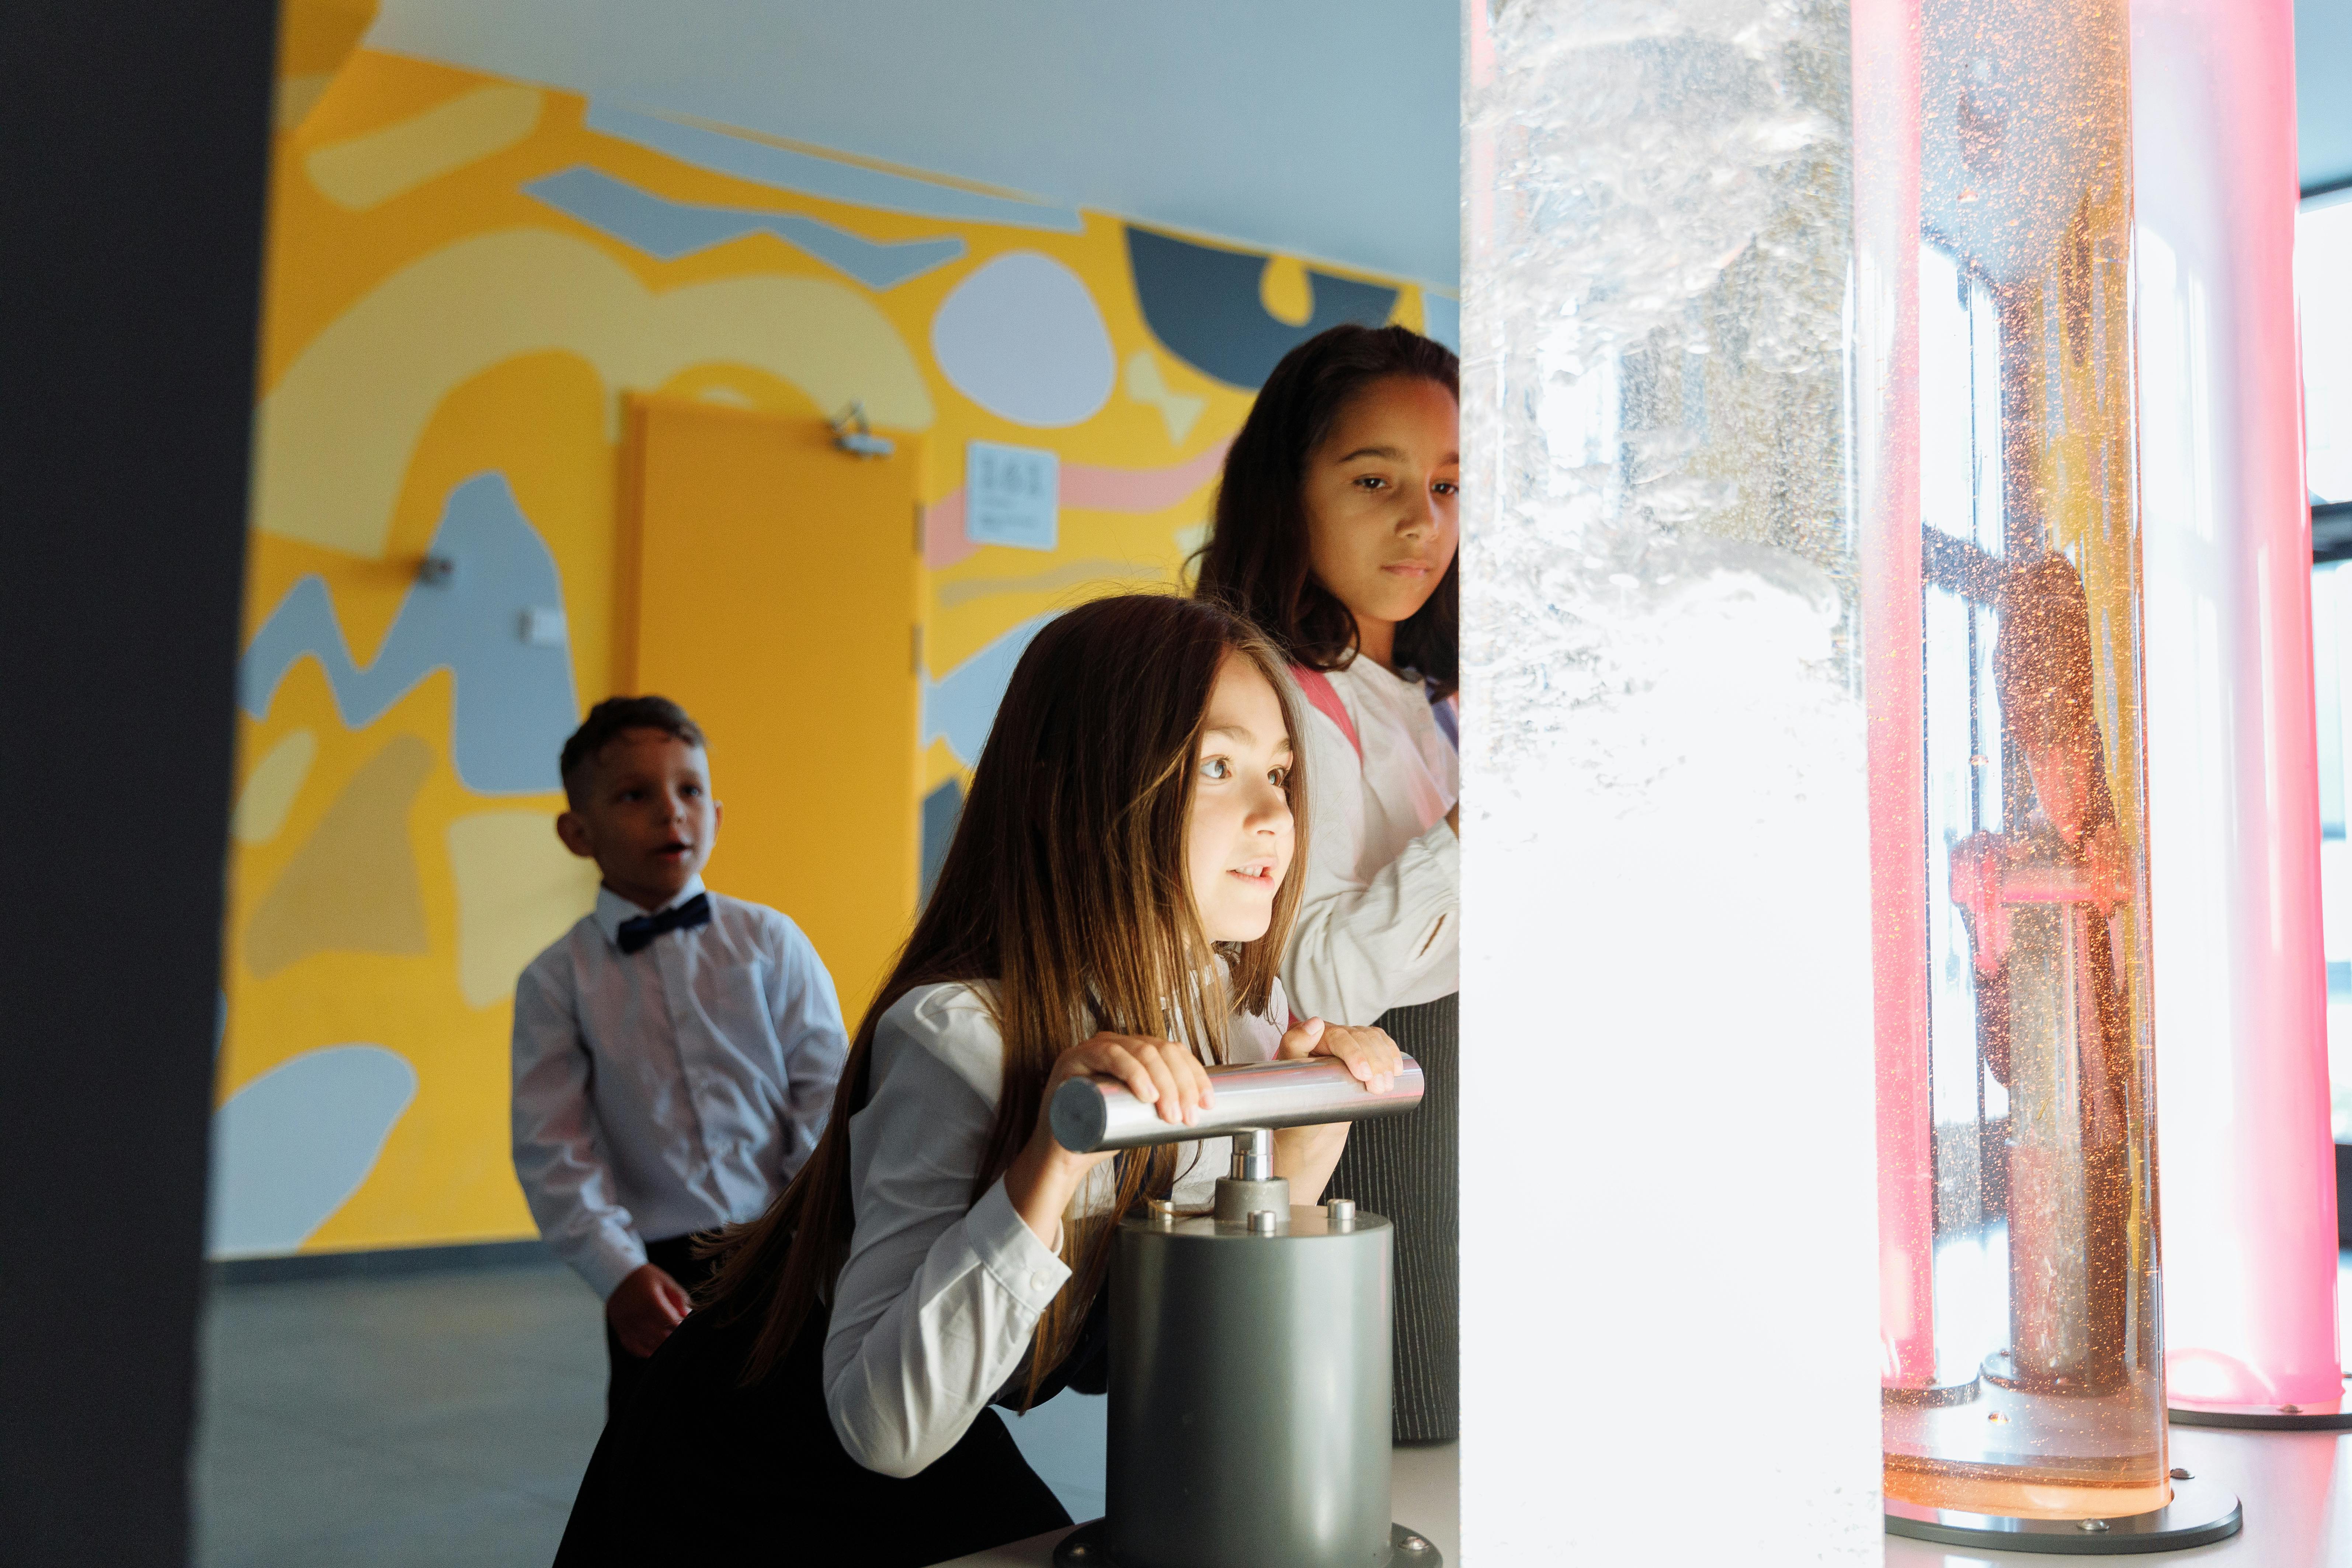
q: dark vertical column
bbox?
[0,2,277,1562]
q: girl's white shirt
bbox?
[822,978,1285,1478]
[1284,657,1460,1025]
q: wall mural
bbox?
[218,46,1454,1256]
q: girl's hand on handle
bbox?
[1007,1034,1212,1249]
[1279,1016,1403,1096]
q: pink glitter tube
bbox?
[2133,0,2345,1420]
[1858,0,2172,1520]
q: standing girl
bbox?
[1194,323,1462,1442]
[552,594,1401,1566]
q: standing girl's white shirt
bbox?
[1285,660,1459,1025]
[823,980,1285,1477]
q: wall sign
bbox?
[964,440,1060,551]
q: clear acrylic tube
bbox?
[2131,0,2345,1419]
[1856,0,2171,1520]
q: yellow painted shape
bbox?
[245,734,434,978]
[1123,350,1208,445]
[252,228,934,558]
[232,728,319,845]
[275,0,378,135]
[1259,253,1314,327]
[305,85,543,211]
[627,397,923,1019]
[447,811,600,1008]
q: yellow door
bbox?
[621,395,923,1018]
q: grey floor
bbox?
[194,1260,607,1568]
[192,1257,1110,1567]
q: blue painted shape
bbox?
[1125,226,1399,390]
[1421,292,1460,352]
[919,779,963,902]
[241,473,580,795]
[206,1044,418,1257]
[524,166,965,289]
[584,101,1083,233]
[1001,1388,1106,1523]
[921,613,1056,766]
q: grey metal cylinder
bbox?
[1106,1206,1392,1568]
[1052,1054,1423,1154]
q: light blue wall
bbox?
[368,0,1463,287]
[2300,0,2352,192]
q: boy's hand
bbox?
[607,1262,692,1357]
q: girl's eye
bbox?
[1202,757,1232,781]
[1354,474,1389,491]
[1433,480,1459,497]
[1268,766,1290,788]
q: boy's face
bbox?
[556,728,721,911]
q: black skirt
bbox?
[553,1293,1101,1567]
[1324,992,1459,1443]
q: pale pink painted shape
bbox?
[2135,0,2342,1408]
[924,439,1235,569]
[1851,0,1935,1389]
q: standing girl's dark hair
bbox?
[1193,323,1461,696]
[696,594,1308,1395]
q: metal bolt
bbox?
[1328,1198,1357,1225]
[1249,1209,1279,1235]
[2169,1468,2193,1481]
[1147,1199,1176,1228]
[2282,1405,2303,1414]
[1399,1536,1429,1554]
[2078,1520,2109,1533]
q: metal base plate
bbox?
[2170,1397,2352,1430]
[1053,1519,1442,1567]
[1885,1477,2241,1555]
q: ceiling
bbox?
[365,0,1464,288]
[365,1,2348,289]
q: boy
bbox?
[511,695,848,1416]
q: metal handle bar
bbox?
[1049,1053,1424,1154]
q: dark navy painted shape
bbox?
[1125,227,1401,390]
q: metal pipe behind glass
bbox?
[1049,1055,1424,1154]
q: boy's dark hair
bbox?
[1192,323,1460,698]
[559,695,706,804]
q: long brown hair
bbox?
[698,594,1309,1394]
[1193,323,1460,696]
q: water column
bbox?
[2132,0,2347,1433]
[1856,0,2234,1546]
[1459,0,1882,1558]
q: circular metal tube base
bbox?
[2169,1398,2352,1431]
[1053,1520,1442,1567]
[1884,1478,2241,1555]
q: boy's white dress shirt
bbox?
[1284,659,1460,1025]
[824,980,1284,1478]
[511,876,849,1298]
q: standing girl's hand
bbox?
[1271,1018,1404,1201]
[1004,1034,1214,1248]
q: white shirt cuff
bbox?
[964,1177,1071,1313]
[574,1228,650,1300]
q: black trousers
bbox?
[604,1233,720,1422]
[1325,993,1459,1443]
[558,1297,1074,1567]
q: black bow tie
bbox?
[616,893,711,955]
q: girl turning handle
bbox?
[553,594,1401,1567]
[1194,323,1463,1443]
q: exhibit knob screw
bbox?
[1147,1199,1176,1228]
[1327,1198,1356,1226]
[1399,1534,1431,1554]
[2078,1520,2109,1533]
[2169,1468,2193,1481]
[1249,1209,1279,1235]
